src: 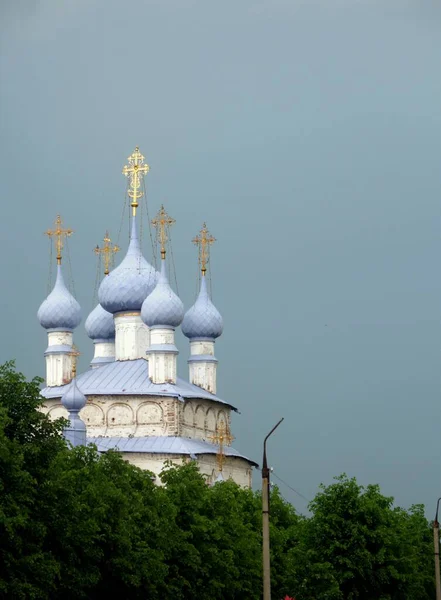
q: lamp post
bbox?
[262,417,284,600]
[434,497,441,600]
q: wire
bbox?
[92,254,101,305]
[142,178,157,268]
[272,472,310,503]
[65,237,77,298]
[47,237,53,295]
[168,228,179,296]
[116,185,128,248]
[208,262,213,299]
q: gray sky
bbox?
[1,0,441,513]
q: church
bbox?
[37,147,256,487]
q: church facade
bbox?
[37,147,255,487]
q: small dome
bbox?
[182,276,223,339]
[38,264,81,331]
[61,378,86,412]
[98,217,157,314]
[85,302,115,341]
[141,259,184,328]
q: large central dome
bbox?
[98,217,157,314]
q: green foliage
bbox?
[289,475,435,600]
[160,461,262,599]
[0,362,437,599]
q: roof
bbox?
[40,358,238,410]
[98,216,157,314]
[37,264,82,331]
[87,435,258,467]
[182,275,223,340]
[85,302,115,341]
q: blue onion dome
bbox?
[182,275,223,339]
[85,302,115,341]
[37,264,82,330]
[98,216,157,314]
[141,259,184,328]
[61,377,86,412]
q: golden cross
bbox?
[44,215,73,265]
[192,222,216,275]
[151,205,175,259]
[122,146,150,216]
[70,345,80,378]
[94,231,120,275]
[208,421,234,473]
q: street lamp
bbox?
[262,417,284,600]
[434,497,441,600]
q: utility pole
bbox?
[262,418,284,600]
[434,498,441,600]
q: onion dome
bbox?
[85,303,115,341]
[38,264,82,331]
[62,378,87,412]
[141,259,184,328]
[182,276,223,339]
[61,377,87,447]
[98,217,157,314]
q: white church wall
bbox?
[188,339,218,393]
[42,398,251,488]
[91,341,115,366]
[124,452,252,488]
[179,399,232,441]
[114,312,150,361]
[43,395,232,441]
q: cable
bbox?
[47,237,53,295]
[65,237,77,298]
[92,254,101,306]
[168,228,179,296]
[116,185,128,248]
[142,178,157,268]
[272,472,310,503]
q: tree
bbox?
[160,461,263,599]
[0,362,174,599]
[0,361,67,598]
[289,474,434,600]
[0,362,436,599]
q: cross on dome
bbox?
[85,232,116,344]
[70,345,80,378]
[94,231,120,275]
[45,215,73,265]
[122,146,150,216]
[192,222,216,275]
[208,421,235,473]
[151,205,175,259]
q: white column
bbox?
[90,340,115,368]
[45,330,74,386]
[146,326,178,384]
[114,312,150,361]
[188,339,218,394]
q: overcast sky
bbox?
[1,0,441,513]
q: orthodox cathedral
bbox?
[37,147,255,487]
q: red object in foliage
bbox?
[283,596,295,600]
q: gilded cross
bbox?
[94,231,120,275]
[122,146,150,216]
[70,345,80,378]
[192,222,216,275]
[151,205,175,259]
[208,421,234,473]
[45,215,73,265]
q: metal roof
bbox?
[41,358,237,410]
[37,264,81,331]
[87,435,258,466]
